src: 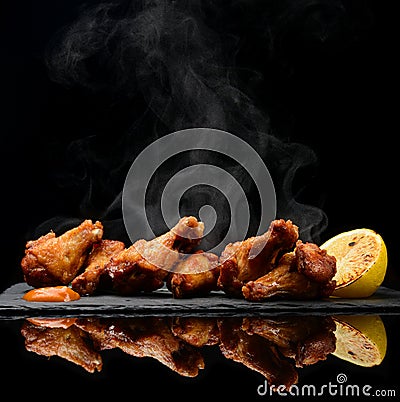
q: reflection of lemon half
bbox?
[320,228,387,298]
[332,315,387,367]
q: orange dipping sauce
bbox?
[23,286,81,302]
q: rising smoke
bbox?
[37,0,372,244]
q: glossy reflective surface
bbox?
[1,314,399,400]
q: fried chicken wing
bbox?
[154,215,205,253]
[75,317,204,377]
[166,251,220,298]
[295,240,337,283]
[218,219,299,297]
[71,239,125,295]
[21,320,102,373]
[242,242,336,301]
[102,216,204,295]
[21,219,103,287]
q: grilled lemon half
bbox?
[320,228,387,298]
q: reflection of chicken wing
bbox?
[102,216,204,295]
[21,220,103,287]
[218,219,299,297]
[166,251,219,298]
[21,320,102,373]
[26,317,77,329]
[75,318,204,377]
[20,315,339,381]
[242,316,336,367]
[218,318,298,389]
[242,242,336,301]
[171,317,219,346]
[71,240,125,295]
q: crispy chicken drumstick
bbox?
[242,240,336,301]
[71,239,125,295]
[101,216,204,295]
[166,250,220,298]
[218,219,299,297]
[21,219,103,287]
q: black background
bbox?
[2,0,399,290]
[1,1,400,399]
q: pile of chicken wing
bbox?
[20,216,337,300]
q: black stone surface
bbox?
[1,282,400,318]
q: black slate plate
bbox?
[1,282,400,318]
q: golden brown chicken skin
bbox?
[21,220,103,288]
[295,240,337,283]
[102,216,204,295]
[242,241,336,301]
[166,251,220,298]
[101,244,165,295]
[71,239,125,296]
[218,219,299,297]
